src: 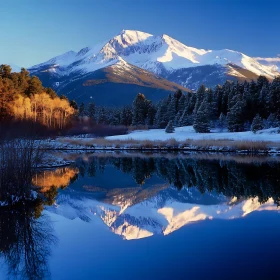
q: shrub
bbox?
[165,121,175,133]
[251,114,264,133]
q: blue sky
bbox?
[0,0,279,67]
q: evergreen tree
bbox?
[111,108,121,125]
[228,82,238,110]
[265,113,278,129]
[79,102,85,116]
[167,95,177,121]
[251,114,264,133]
[194,84,206,114]
[26,76,43,97]
[120,106,132,126]
[154,100,168,128]
[177,94,186,114]
[227,99,246,132]
[268,77,280,118]
[88,103,96,120]
[207,88,218,121]
[97,107,107,124]
[132,93,150,126]
[146,104,156,126]
[220,81,232,114]
[193,99,210,133]
[165,120,175,133]
[173,112,181,127]
[187,91,196,115]
[179,108,193,126]
[70,100,78,110]
[174,89,183,100]
[217,113,227,131]
[178,108,186,127]
[259,84,269,118]
[257,75,269,92]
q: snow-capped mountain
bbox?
[29,30,280,104]
[47,186,279,240]
[254,56,280,72]
[30,30,278,78]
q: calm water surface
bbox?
[1,154,280,280]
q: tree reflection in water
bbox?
[1,154,280,279]
[0,203,57,280]
[28,155,280,207]
[73,155,280,206]
[33,167,79,206]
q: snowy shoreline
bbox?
[41,146,280,155]
[106,126,280,142]
[37,126,280,155]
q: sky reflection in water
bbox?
[1,154,280,280]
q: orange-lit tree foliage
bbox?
[0,64,76,129]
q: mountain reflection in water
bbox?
[1,154,280,279]
[40,155,280,240]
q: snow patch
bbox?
[107,126,280,143]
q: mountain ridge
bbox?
[29,29,279,78]
[46,186,278,240]
[28,29,280,103]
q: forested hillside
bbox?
[2,62,280,136]
[79,75,280,133]
[0,65,77,130]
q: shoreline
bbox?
[41,139,280,155]
[39,125,280,155]
[42,147,278,154]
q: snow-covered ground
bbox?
[31,126,280,154]
[107,126,280,142]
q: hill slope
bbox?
[34,59,190,105]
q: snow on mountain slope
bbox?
[46,186,279,240]
[36,51,77,68]
[44,58,189,105]
[115,32,209,73]
[29,29,279,80]
[254,56,280,72]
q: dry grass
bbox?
[183,139,271,152]
[56,137,276,154]
[229,140,271,151]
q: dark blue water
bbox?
[0,154,280,280]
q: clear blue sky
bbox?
[0,0,279,67]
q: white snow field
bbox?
[106,126,280,142]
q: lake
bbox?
[0,153,280,280]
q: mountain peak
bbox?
[119,29,152,36]
[112,29,153,46]
[29,29,279,84]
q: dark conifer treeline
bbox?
[80,76,280,133]
[74,155,280,206]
